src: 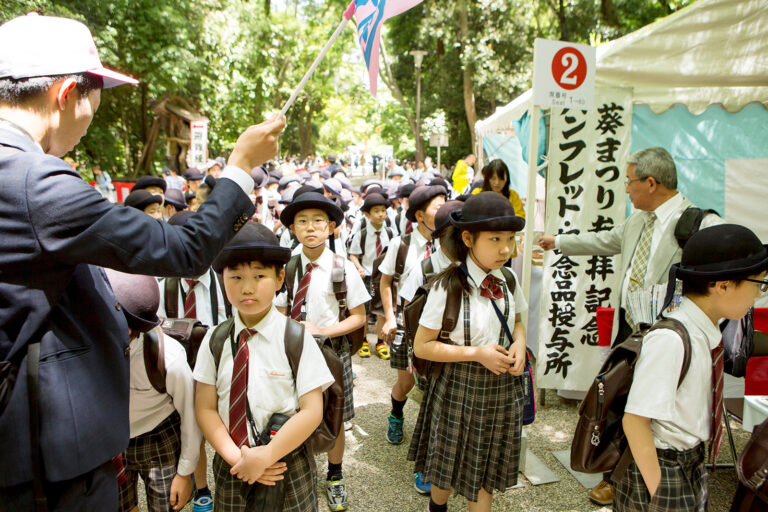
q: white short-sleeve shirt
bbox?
[624,297,722,450]
[193,306,335,443]
[348,225,393,276]
[419,257,528,346]
[275,248,371,328]
[398,249,453,303]
[377,228,436,282]
[157,269,228,326]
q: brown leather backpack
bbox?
[370,234,411,315]
[209,317,345,454]
[570,318,691,481]
[160,318,210,369]
[142,328,167,394]
[732,416,768,511]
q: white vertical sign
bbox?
[188,120,208,168]
[536,87,632,391]
[533,38,596,110]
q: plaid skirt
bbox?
[614,444,707,512]
[119,411,182,512]
[389,329,409,371]
[407,360,524,503]
[212,444,318,512]
[330,336,355,422]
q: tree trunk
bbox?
[379,44,425,160]
[458,0,478,150]
[297,99,313,158]
[601,0,620,27]
[264,0,271,17]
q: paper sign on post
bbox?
[533,38,596,110]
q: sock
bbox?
[391,395,407,419]
[327,461,343,481]
[376,338,386,346]
[429,498,447,512]
[196,486,210,497]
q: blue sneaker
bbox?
[386,414,404,444]
[192,492,213,512]
[414,472,431,495]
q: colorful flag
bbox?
[344,0,424,96]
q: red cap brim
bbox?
[87,66,138,88]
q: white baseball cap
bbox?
[0,13,137,89]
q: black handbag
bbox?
[242,411,292,509]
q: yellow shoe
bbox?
[357,341,371,358]
[375,342,390,360]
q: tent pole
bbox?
[521,101,540,329]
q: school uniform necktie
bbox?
[480,275,504,301]
[184,279,199,318]
[111,454,126,487]
[709,341,725,467]
[229,328,256,448]
[375,231,383,257]
[405,221,413,234]
[291,263,318,321]
[425,241,433,259]
[626,212,656,329]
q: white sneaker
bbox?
[326,478,349,511]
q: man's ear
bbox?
[55,78,78,111]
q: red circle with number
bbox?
[551,47,587,90]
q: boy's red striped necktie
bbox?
[709,341,725,468]
[375,231,383,257]
[184,279,198,318]
[291,263,317,321]
[229,328,256,448]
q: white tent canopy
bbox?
[475,0,768,136]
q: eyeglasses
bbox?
[294,218,330,229]
[744,278,768,292]
[624,176,648,186]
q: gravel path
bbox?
[140,340,750,511]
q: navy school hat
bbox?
[183,168,204,181]
[431,200,465,239]
[163,188,187,211]
[406,185,447,222]
[280,191,344,227]
[362,192,390,213]
[104,268,161,333]
[212,222,292,274]
[399,183,416,198]
[449,191,525,232]
[125,189,163,211]
[134,175,167,193]
[250,166,269,189]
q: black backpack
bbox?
[571,318,692,481]
[209,317,345,454]
[163,268,232,320]
[674,207,719,248]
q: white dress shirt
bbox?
[157,269,228,327]
[193,306,335,444]
[419,256,528,346]
[378,227,437,285]
[398,249,453,303]
[129,331,202,476]
[625,297,722,450]
[348,224,393,276]
[275,247,371,329]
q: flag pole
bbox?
[280,2,355,117]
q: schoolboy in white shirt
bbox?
[615,224,768,512]
[194,222,334,512]
[104,268,199,512]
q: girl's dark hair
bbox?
[430,226,477,295]
[480,159,510,198]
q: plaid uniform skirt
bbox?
[331,336,355,422]
[614,444,707,512]
[119,411,183,512]
[212,444,318,512]
[389,328,409,371]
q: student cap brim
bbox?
[279,191,344,227]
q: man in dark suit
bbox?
[0,13,285,511]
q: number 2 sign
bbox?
[533,38,596,109]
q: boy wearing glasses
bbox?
[275,193,370,512]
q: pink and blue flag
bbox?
[344,0,424,96]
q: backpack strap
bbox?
[674,207,720,249]
[360,227,367,255]
[331,254,349,322]
[421,257,435,281]
[283,318,306,384]
[650,317,692,387]
[499,266,517,295]
[143,329,167,394]
[165,278,180,318]
[394,234,411,282]
[212,269,232,320]
[211,318,235,371]
[284,254,301,311]
[439,285,462,342]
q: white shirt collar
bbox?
[233,304,282,341]
[411,226,431,247]
[652,192,683,225]
[465,255,501,289]
[300,246,333,270]
[183,270,211,291]
[673,297,722,349]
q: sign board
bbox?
[429,133,449,147]
[533,38,596,110]
[187,119,208,168]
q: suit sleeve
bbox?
[27,167,255,278]
[557,219,626,257]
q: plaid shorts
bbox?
[212,444,317,512]
[613,444,707,512]
[389,328,409,371]
[331,336,355,422]
[119,412,183,512]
